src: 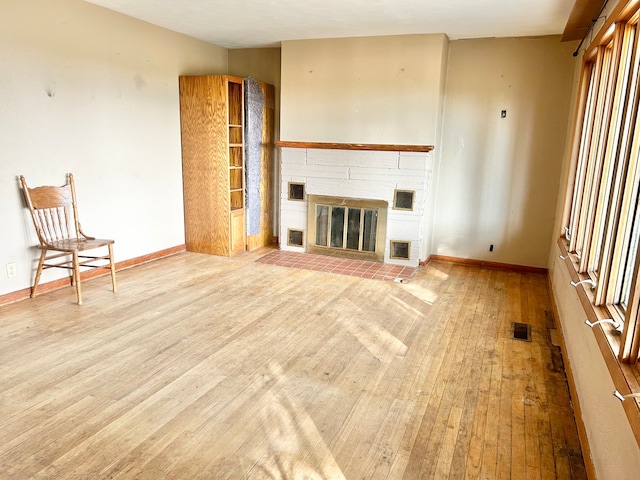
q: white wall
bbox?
[433,37,576,268]
[0,0,228,296]
[280,34,448,145]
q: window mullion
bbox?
[596,24,637,304]
[569,63,599,253]
[574,48,607,261]
[604,24,640,305]
[577,46,615,272]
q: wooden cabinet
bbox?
[179,75,246,256]
[179,74,274,256]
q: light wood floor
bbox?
[0,249,586,479]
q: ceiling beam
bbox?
[562,0,608,41]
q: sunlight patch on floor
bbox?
[247,361,346,479]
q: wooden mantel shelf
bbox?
[275,140,434,153]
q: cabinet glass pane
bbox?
[331,207,345,248]
[316,205,329,247]
[346,208,361,250]
[362,209,378,252]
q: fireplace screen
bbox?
[308,195,387,262]
[315,205,379,252]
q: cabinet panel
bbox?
[230,209,246,255]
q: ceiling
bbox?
[83,0,578,49]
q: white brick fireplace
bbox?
[278,143,434,267]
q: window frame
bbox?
[560,0,640,448]
[564,6,640,364]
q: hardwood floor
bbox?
[0,249,586,479]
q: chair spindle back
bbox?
[20,175,81,246]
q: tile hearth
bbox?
[257,250,417,281]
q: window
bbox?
[563,5,640,363]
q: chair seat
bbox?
[42,238,115,252]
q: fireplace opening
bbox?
[307,195,387,262]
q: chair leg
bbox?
[73,251,83,305]
[70,254,76,286]
[108,244,117,292]
[31,250,47,298]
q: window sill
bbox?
[557,238,640,448]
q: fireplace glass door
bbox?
[307,195,387,262]
[315,205,378,253]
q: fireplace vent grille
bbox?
[287,229,304,247]
[390,240,410,260]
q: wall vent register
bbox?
[390,240,410,260]
[288,182,305,201]
[393,190,415,210]
[287,229,304,247]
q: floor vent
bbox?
[512,322,531,342]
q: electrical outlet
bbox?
[489,244,494,252]
[6,262,16,278]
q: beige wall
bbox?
[229,47,281,142]
[433,37,576,268]
[280,34,448,145]
[0,0,227,296]
[549,246,640,479]
[422,37,450,260]
[548,1,640,478]
[229,48,281,90]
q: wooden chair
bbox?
[19,173,116,305]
